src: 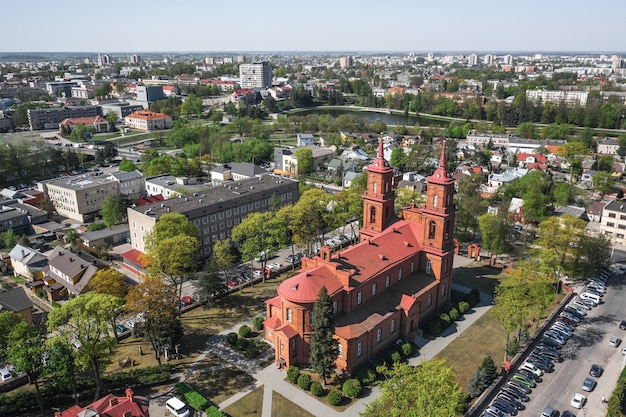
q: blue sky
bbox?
[3,0,625,53]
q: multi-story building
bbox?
[273,145,334,177]
[136,85,165,103]
[57,388,149,417]
[27,105,102,130]
[38,174,120,222]
[239,62,273,89]
[525,90,588,106]
[125,175,299,262]
[597,137,620,155]
[130,54,142,64]
[599,200,626,245]
[124,110,172,131]
[108,170,145,200]
[46,81,79,97]
[144,174,210,198]
[340,56,353,69]
[264,141,456,374]
[100,102,145,119]
[210,163,268,186]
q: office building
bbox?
[136,85,165,103]
[340,56,353,69]
[27,105,102,130]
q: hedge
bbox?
[252,316,264,330]
[425,318,442,335]
[439,313,452,328]
[400,342,414,357]
[391,351,402,363]
[184,391,209,411]
[327,389,343,406]
[297,374,311,390]
[357,367,377,386]
[342,378,362,398]
[206,406,226,417]
[458,301,470,314]
[449,307,460,321]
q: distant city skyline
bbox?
[3,0,625,54]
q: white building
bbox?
[239,62,272,89]
[526,90,589,106]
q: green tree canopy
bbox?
[309,286,337,386]
[294,147,314,175]
[100,194,131,228]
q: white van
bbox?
[165,397,190,417]
[580,292,601,304]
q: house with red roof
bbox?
[59,116,109,134]
[124,110,172,131]
[516,153,548,171]
[264,139,456,374]
[57,388,149,417]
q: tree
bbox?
[294,147,314,175]
[119,158,137,172]
[100,194,130,228]
[592,171,615,196]
[106,112,118,132]
[395,188,425,211]
[363,359,466,417]
[231,211,288,279]
[195,261,227,307]
[145,213,200,309]
[124,276,180,364]
[389,147,407,171]
[47,293,117,401]
[70,124,96,142]
[478,211,514,263]
[45,340,79,404]
[595,155,616,173]
[557,141,590,183]
[6,318,47,414]
[309,286,337,387]
[84,268,129,299]
[181,94,203,118]
[456,173,487,240]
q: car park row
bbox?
[481,267,614,417]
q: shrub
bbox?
[297,374,311,390]
[470,289,481,303]
[327,389,343,406]
[225,332,238,346]
[439,313,452,328]
[357,367,377,385]
[310,381,323,397]
[342,378,362,398]
[449,307,460,321]
[238,325,251,338]
[206,406,226,417]
[425,318,442,336]
[466,368,489,398]
[252,316,264,331]
[479,356,498,382]
[245,345,259,358]
[184,391,209,411]
[458,301,470,314]
[518,328,530,345]
[462,292,478,307]
[400,342,414,357]
[507,338,520,357]
[235,338,249,351]
[287,366,300,383]
[391,351,402,363]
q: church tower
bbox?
[360,136,396,241]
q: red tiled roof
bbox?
[517,153,547,163]
[126,110,170,121]
[121,249,148,268]
[136,194,165,205]
[264,316,282,329]
[275,324,298,339]
[278,269,344,304]
[61,389,149,417]
[400,294,417,311]
[59,116,107,127]
[266,295,281,308]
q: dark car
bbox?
[581,377,597,392]
[497,393,525,410]
[541,336,563,349]
[518,368,542,383]
[590,364,604,377]
[620,320,626,330]
[507,380,532,394]
[527,357,554,373]
[501,385,530,402]
[115,324,128,333]
[535,347,562,362]
[557,316,578,327]
[492,398,518,416]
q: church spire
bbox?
[378,132,384,158]
[439,142,446,170]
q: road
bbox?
[513,276,625,417]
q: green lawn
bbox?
[223,385,264,417]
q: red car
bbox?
[180,296,193,305]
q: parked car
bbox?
[540,337,563,350]
[570,393,586,409]
[115,324,128,333]
[519,362,543,377]
[165,397,190,417]
[620,320,626,330]
[518,368,542,383]
[180,296,193,305]
[507,380,532,394]
[491,398,518,416]
[511,373,536,388]
[497,393,525,410]
[581,377,597,392]
[590,364,604,377]
[570,300,591,311]
[577,297,596,308]
[527,356,554,373]
[0,368,12,382]
[609,336,622,347]
[501,385,530,402]
[541,406,559,417]
[126,319,136,328]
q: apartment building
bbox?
[597,137,620,155]
[124,110,172,131]
[27,105,102,130]
[599,200,626,245]
[108,170,145,200]
[38,174,119,222]
[239,62,272,89]
[125,175,299,261]
[144,174,210,198]
[526,89,589,106]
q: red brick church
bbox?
[264,139,456,375]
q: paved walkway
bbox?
[150,255,494,417]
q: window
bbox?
[441,283,446,296]
[609,213,616,218]
[426,260,432,274]
[619,224,626,230]
[357,291,362,305]
[377,329,382,343]
[370,206,376,223]
[218,212,224,219]
[286,308,292,322]
[608,222,615,227]
[234,207,239,215]
[332,301,337,314]
[618,234,625,239]
[385,275,390,288]
[357,342,362,357]
[398,268,402,281]
[337,343,343,357]
[372,283,377,296]
[132,221,136,229]
[226,209,232,217]
[428,293,432,306]
[391,319,396,332]
[385,181,389,193]
[373,182,377,193]
[410,261,414,273]
[210,214,217,221]
[429,221,436,239]
[309,311,314,325]
[433,194,438,207]
[443,259,448,273]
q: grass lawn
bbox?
[187,366,255,405]
[452,260,508,295]
[272,391,316,417]
[223,385,264,417]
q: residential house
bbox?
[273,145,334,177]
[9,244,48,280]
[35,246,99,300]
[586,200,609,222]
[264,141,455,374]
[516,153,548,171]
[554,205,587,219]
[0,287,33,323]
[59,116,109,134]
[599,200,626,245]
[581,170,598,183]
[297,134,315,147]
[597,137,620,155]
[58,388,149,417]
[340,148,369,162]
[342,171,361,189]
[482,168,528,197]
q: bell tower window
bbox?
[373,182,377,193]
[370,206,376,223]
[428,221,436,240]
[433,194,438,207]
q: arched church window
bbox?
[373,182,377,193]
[429,221,436,239]
[433,194,438,207]
[370,206,376,223]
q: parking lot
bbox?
[487,271,626,417]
